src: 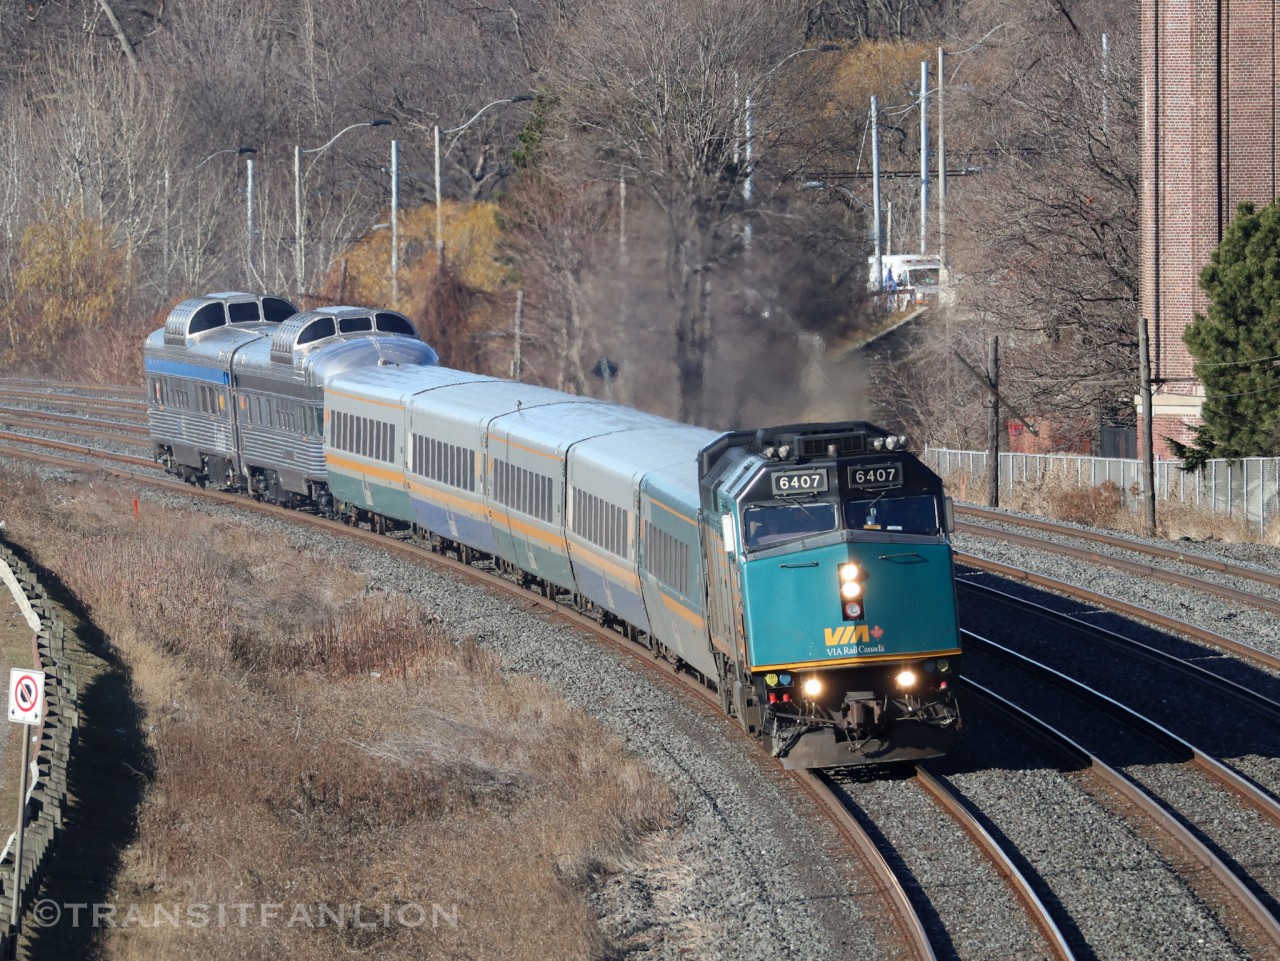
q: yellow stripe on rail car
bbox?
[660,591,705,629]
[325,452,405,485]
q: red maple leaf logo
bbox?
[871,625,884,640]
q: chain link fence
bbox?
[925,448,1280,538]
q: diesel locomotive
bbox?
[145,292,961,767]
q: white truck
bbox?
[868,254,947,309]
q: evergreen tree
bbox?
[1173,200,1280,468]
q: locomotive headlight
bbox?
[885,435,900,450]
[839,562,864,619]
[895,669,918,689]
[803,677,822,698]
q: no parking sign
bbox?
[8,669,44,726]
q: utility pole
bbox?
[434,124,443,265]
[986,335,1000,507]
[1102,33,1111,137]
[919,60,929,255]
[937,47,947,266]
[245,152,255,285]
[871,95,883,292]
[1138,316,1157,533]
[511,289,524,379]
[619,172,627,263]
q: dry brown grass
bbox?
[0,466,673,960]
[941,467,1262,544]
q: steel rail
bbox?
[0,434,156,469]
[959,580,1280,724]
[955,551,1280,674]
[960,677,1280,954]
[0,431,940,961]
[965,630,1280,831]
[0,378,144,398]
[0,420,149,448]
[912,765,1077,961]
[0,406,150,437]
[957,515,1280,608]
[957,505,1280,590]
[0,389,147,413]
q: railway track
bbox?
[965,626,1280,896]
[957,504,1280,591]
[0,406,149,439]
[0,413,953,959]
[7,385,1280,958]
[960,678,1280,960]
[0,390,146,414]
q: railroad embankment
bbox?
[0,514,135,961]
[0,464,673,961]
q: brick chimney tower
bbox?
[1141,1,1280,456]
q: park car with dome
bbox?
[145,294,961,768]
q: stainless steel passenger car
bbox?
[146,296,437,506]
[230,306,436,507]
[322,363,721,665]
[145,292,299,486]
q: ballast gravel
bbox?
[132,485,875,961]
[9,405,1280,960]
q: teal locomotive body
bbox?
[699,423,961,768]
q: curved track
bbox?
[7,383,1280,958]
[0,400,950,960]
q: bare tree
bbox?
[948,16,1140,424]
[803,0,961,43]
[519,0,864,424]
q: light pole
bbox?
[434,94,534,265]
[195,146,256,286]
[294,119,392,297]
[390,138,400,304]
[741,44,840,249]
[245,149,257,285]
[872,95,883,289]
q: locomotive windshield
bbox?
[743,502,837,549]
[846,493,940,535]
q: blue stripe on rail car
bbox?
[144,357,230,384]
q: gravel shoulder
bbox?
[142,486,882,961]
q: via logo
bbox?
[823,625,886,647]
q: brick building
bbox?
[1141,0,1280,457]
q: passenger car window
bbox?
[375,312,416,335]
[228,302,261,323]
[262,298,297,322]
[297,318,336,345]
[188,303,225,334]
